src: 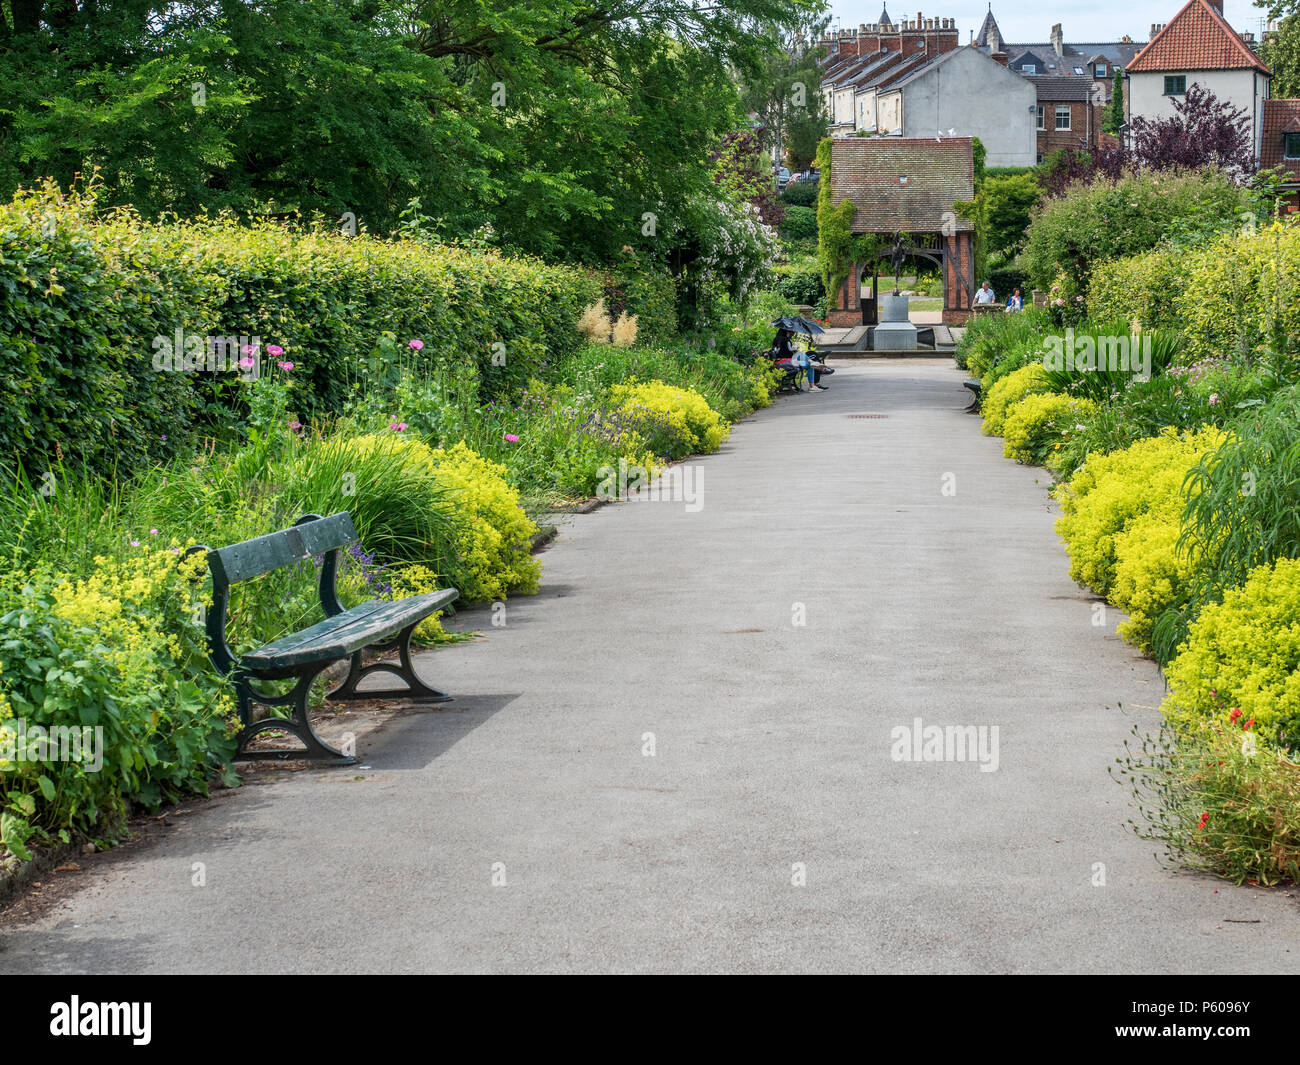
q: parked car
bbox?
[775,166,791,190]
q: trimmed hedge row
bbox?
[0,185,604,478]
[1089,222,1300,362]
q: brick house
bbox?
[1261,99,1300,209]
[974,12,1146,162]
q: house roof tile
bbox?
[1127,0,1269,74]
[1261,99,1300,181]
[829,138,975,234]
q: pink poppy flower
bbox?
[267,345,284,358]
[504,433,520,443]
[409,339,424,350]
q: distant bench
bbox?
[187,512,458,764]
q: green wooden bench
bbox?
[188,512,458,764]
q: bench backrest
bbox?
[208,512,358,588]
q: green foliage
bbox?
[981,364,1050,437]
[779,182,818,208]
[1262,15,1300,98]
[1088,219,1300,367]
[0,185,603,477]
[0,551,240,857]
[1022,169,1248,295]
[1046,362,1277,481]
[780,205,818,242]
[1041,324,1179,402]
[1103,70,1126,136]
[955,306,1049,380]
[954,137,988,283]
[985,171,1041,259]
[1055,425,1228,598]
[1163,557,1300,749]
[1114,723,1300,886]
[0,0,815,268]
[610,380,730,459]
[1001,393,1097,465]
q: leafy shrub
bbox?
[1022,168,1246,297]
[318,435,539,603]
[1041,324,1179,401]
[956,306,1048,379]
[1002,393,1097,465]
[779,182,818,207]
[987,265,1028,301]
[1163,557,1300,749]
[1046,364,1277,480]
[1087,218,1300,366]
[1110,505,1195,652]
[780,205,818,242]
[607,255,677,342]
[0,550,240,859]
[772,269,823,305]
[610,381,729,459]
[981,363,1049,437]
[0,185,604,478]
[1055,426,1227,597]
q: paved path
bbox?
[3,362,1298,973]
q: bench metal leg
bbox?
[234,666,356,765]
[327,620,451,704]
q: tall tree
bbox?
[736,14,830,172]
[1262,14,1300,98]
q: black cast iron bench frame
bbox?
[187,512,458,764]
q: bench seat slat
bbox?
[240,589,458,672]
[210,512,359,587]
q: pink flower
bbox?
[238,356,256,370]
[389,421,407,431]
[130,540,140,547]
[241,344,259,356]
[288,420,302,431]
[149,529,159,536]
[409,339,424,350]
[504,433,520,443]
[276,360,294,372]
[267,344,284,358]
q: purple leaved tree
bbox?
[1129,84,1256,181]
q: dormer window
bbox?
[1022,63,1036,74]
[1286,132,1300,159]
[1096,63,1108,77]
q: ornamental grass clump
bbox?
[1113,723,1300,886]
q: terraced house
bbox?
[818,9,1035,167]
[972,11,1145,162]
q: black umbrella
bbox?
[770,315,825,337]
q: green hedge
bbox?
[1089,222,1300,362]
[0,185,603,478]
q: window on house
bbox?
[1036,105,1045,129]
[1286,132,1300,159]
[1022,63,1036,74]
[1055,105,1071,130]
[1096,64,1108,77]
[1164,75,1187,95]
[1074,66,1085,75]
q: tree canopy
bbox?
[0,0,824,265]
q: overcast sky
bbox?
[826,0,1274,45]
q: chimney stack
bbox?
[1050,23,1064,57]
[991,48,1009,67]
